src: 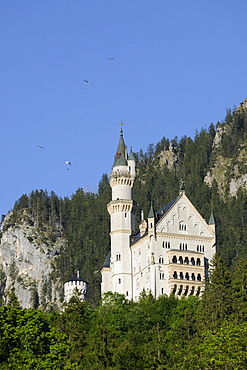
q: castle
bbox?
[100,129,216,300]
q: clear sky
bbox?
[1,1,247,217]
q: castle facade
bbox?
[100,129,216,300]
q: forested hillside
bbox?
[1,99,247,305]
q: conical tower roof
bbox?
[113,128,127,167]
[208,211,215,225]
[128,146,135,160]
[148,201,155,218]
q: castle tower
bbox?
[64,270,88,303]
[106,128,136,299]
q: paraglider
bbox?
[107,58,115,61]
[65,161,72,170]
[37,144,44,149]
[81,80,89,84]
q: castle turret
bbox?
[64,270,88,303]
[106,128,136,299]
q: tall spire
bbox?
[148,201,155,218]
[113,128,127,167]
[208,211,215,225]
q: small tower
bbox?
[147,201,156,238]
[64,270,88,303]
[105,128,136,299]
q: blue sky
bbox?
[1,1,247,217]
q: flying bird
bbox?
[37,145,44,149]
[107,58,115,61]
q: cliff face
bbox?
[0,212,66,310]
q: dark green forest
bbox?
[1,103,247,368]
[1,255,247,369]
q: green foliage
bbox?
[0,306,72,369]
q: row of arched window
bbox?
[172,284,201,296]
[172,271,201,281]
[172,255,201,266]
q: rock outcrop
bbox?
[0,211,66,310]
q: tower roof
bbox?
[65,274,87,283]
[148,201,155,218]
[113,128,127,167]
[208,211,215,225]
[128,146,135,160]
[102,251,111,268]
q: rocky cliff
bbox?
[0,211,67,310]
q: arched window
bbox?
[172,284,177,294]
[184,257,189,265]
[190,286,195,295]
[173,271,178,279]
[197,274,201,281]
[185,272,189,280]
[196,258,201,266]
[159,256,164,264]
[179,256,183,264]
[116,253,121,261]
[191,257,195,265]
[184,285,189,296]
[172,256,177,263]
[160,272,165,280]
[191,273,195,281]
[179,221,187,231]
[179,272,184,280]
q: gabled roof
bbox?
[113,128,127,167]
[156,195,180,218]
[155,192,215,236]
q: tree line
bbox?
[1,254,247,369]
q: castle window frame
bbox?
[172,255,177,264]
[116,253,121,261]
[179,221,187,231]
